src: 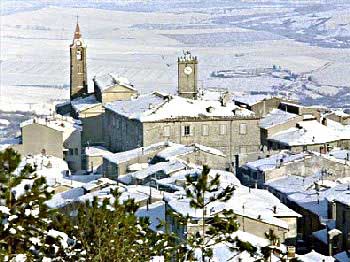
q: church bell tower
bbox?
[70,21,88,100]
[178,51,198,99]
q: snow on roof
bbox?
[125,160,187,182]
[244,151,307,172]
[11,154,72,197]
[333,190,350,206]
[136,201,165,232]
[157,168,241,192]
[82,178,117,192]
[333,109,350,118]
[234,94,274,106]
[20,115,81,134]
[259,109,299,129]
[104,141,173,164]
[266,173,321,195]
[105,92,255,122]
[297,250,334,262]
[46,187,86,209]
[156,143,225,161]
[85,146,112,157]
[71,94,101,113]
[268,174,350,218]
[94,73,136,92]
[269,120,341,146]
[328,149,350,161]
[167,185,299,229]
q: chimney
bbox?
[220,92,231,107]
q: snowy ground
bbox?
[1,1,350,140]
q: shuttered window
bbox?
[219,124,227,135]
[239,123,247,135]
[163,126,170,137]
[202,124,209,136]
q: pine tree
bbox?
[0,148,81,261]
[176,165,254,261]
[72,188,171,261]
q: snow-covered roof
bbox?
[11,154,75,198]
[268,173,350,218]
[328,149,350,161]
[105,92,255,122]
[332,109,350,118]
[135,201,165,232]
[46,187,86,209]
[259,109,299,129]
[94,73,136,92]
[156,168,241,192]
[20,115,81,134]
[234,94,274,106]
[121,160,187,184]
[85,146,112,157]
[297,250,334,262]
[167,185,300,229]
[269,120,342,146]
[71,94,101,113]
[82,177,117,192]
[244,151,307,172]
[104,141,173,164]
[156,143,225,161]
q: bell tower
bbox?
[178,51,198,99]
[70,20,88,100]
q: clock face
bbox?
[76,40,81,46]
[184,66,193,75]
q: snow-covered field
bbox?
[1,0,350,139]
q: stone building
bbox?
[57,24,138,149]
[234,94,284,117]
[165,184,300,246]
[259,108,303,147]
[15,115,82,171]
[104,92,261,167]
[70,73,138,147]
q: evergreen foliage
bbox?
[176,165,250,261]
[0,148,81,261]
[72,188,171,261]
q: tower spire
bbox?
[74,16,81,39]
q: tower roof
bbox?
[74,22,82,39]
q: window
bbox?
[182,125,192,136]
[202,124,209,136]
[75,148,79,155]
[112,117,116,127]
[76,50,82,60]
[184,126,190,136]
[163,126,170,137]
[69,148,74,155]
[219,124,227,135]
[239,123,247,135]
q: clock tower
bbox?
[178,51,198,99]
[70,22,88,100]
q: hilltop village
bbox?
[3,23,350,261]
